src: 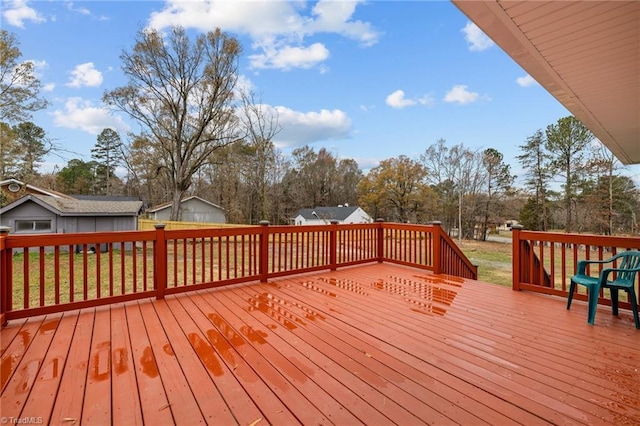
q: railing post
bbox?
[0,226,10,328]
[330,220,339,270]
[512,225,523,291]
[259,220,270,282]
[154,224,167,299]
[376,218,385,263]
[430,221,442,275]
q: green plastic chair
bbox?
[567,250,640,329]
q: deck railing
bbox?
[512,226,640,310]
[0,221,477,325]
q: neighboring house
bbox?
[291,205,372,225]
[0,194,142,236]
[0,178,71,206]
[146,196,226,223]
[498,219,520,231]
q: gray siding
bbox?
[0,202,58,234]
[152,198,226,223]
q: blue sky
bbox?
[5,0,638,183]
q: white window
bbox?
[16,220,52,232]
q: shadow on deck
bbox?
[2,263,639,425]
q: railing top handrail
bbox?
[516,229,640,247]
[3,229,157,248]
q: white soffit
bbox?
[452,0,640,164]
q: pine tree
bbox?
[92,128,123,195]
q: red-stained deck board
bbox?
[2,263,640,425]
[1,314,62,419]
[186,290,334,425]
[110,302,144,426]
[21,312,78,424]
[230,283,505,425]
[48,309,94,424]
[1,317,44,392]
[164,295,291,426]
[201,289,389,425]
[150,300,238,425]
[123,302,173,425]
[174,293,301,425]
[275,268,623,425]
[82,307,112,425]
[221,285,466,425]
[135,301,206,424]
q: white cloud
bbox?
[386,90,415,109]
[67,63,103,88]
[52,97,129,134]
[444,85,479,105]
[462,22,494,52]
[516,74,538,87]
[386,90,434,109]
[2,0,46,28]
[249,43,330,70]
[42,83,55,92]
[64,1,91,16]
[147,0,379,71]
[270,106,352,147]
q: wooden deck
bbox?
[2,263,639,425]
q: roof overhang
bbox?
[452,1,640,164]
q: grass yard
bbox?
[457,239,513,287]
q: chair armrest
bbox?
[599,266,640,286]
[576,258,608,275]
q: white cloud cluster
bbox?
[147,0,380,71]
[250,43,330,70]
[2,0,45,28]
[443,85,479,105]
[385,90,434,109]
[516,74,538,87]
[53,98,129,134]
[67,62,103,88]
[462,22,494,52]
[64,1,91,16]
[270,106,352,147]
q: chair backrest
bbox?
[615,251,640,284]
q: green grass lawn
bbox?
[457,239,513,287]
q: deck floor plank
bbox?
[219,286,425,425]
[110,302,144,426]
[122,301,174,425]
[48,309,94,424]
[136,300,206,424]
[322,267,638,424]
[21,311,78,424]
[151,299,240,425]
[229,282,486,425]
[272,269,599,425]
[81,307,113,425]
[0,318,27,357]
[178,293,298,425]
[167,294,292,426]
[1,316,44,392]
[1,314,62,420]
[235,282,517,426]
[188,289,339,425]
[2,263,640,425]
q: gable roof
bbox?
[293,206,362,221]
[146,195,225,213]
[0,178,71,199]
[0,194,143,216]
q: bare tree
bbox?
[104,26,242,220]
[0,30,48,124]
[237,90,281,222]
